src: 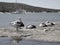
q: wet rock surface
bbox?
[0,22,60,42]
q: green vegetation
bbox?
[0,2,60,13]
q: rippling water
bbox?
[0,13,60,28]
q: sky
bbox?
[0,0,60,9]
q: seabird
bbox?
[10,18,24,31]
[39,22,47,27]
[45,21,55,26]
[26,24,36,29]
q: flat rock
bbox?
[0,22,60,42]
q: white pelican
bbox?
[26,24,36,29]
[45,21,55,26]
[10,18,24,31]
[39,22,47,27]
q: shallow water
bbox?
[0,37,60,45]
[0,13,60,28]
[0,13,60,45]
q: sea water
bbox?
[0,13,60,28]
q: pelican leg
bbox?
[16,26,19,32]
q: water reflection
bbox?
[10,38,22,43]
[0,37,60,45]
[10,36,23,43]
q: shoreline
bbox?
[0,22,60,42]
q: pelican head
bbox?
[19,18,22,22]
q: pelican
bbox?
[39,22,47,27]
[45,21,55,26]
[26,24,36,29]
[10,18,24,31]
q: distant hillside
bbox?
[0,2,60,13]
